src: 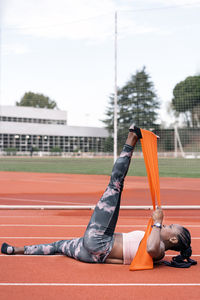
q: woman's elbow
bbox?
[146,245,158,258]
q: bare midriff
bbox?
[106,233,123,261]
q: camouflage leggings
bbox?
[24,144,134,263]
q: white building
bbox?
[0,106,109,153]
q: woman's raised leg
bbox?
[83,130,140,254]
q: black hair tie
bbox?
[181,246,192,259]
[162,246,197,268]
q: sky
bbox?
[0,0,200,127]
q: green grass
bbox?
[0,157,199,177]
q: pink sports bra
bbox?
[122,231,145,265]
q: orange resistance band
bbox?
[130,129,161,271]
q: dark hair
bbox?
[170,226,191,253]
[163,226,197,268]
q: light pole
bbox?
[114,11,118,163]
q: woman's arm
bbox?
[147,207,165,260]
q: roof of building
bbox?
[0,122,108,137]
[0,106,108,137]
[0,105,67,120]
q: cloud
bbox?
[2,0,115,39]
[150,0,200,7]
[2,43,29,55]
[2,0,162,41]
[2,0,197,47]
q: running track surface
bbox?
[0,171,200,206]
[0,172,200,299]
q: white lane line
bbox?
[0,254,60,257]
[0,236,200,240]
[0,255,200,257]
[0,224,85,227]
[164,216,200,219]
[0,283,200,286]
[0,216,199,220]
[166,254,200,257]
[0,237,75,239]
[16,179,72,184]
[0,197,90,205]
[1,224,200,228]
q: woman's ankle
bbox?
[14,247,24,254]
[126,132,138,147]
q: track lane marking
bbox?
[0,237,76,239]
[1,224,200,227]
[0,254,200,257]
[0,197,90,205]
[0,237,200,240]
[0,216,199,219]
[0,283,200,286]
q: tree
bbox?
[16,92,58,109]
[172,76,200,127]
[102,67,160,149]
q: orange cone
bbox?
[130,129,160,271]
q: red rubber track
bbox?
[0,210,200,300]
[0,172,199,299]
[0,171,199,206]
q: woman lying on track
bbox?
[1,126,197,268]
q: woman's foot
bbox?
[1,243,15,255]
[129,124,142,139]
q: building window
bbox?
[0,133,106,153]
[0,116,66,125]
